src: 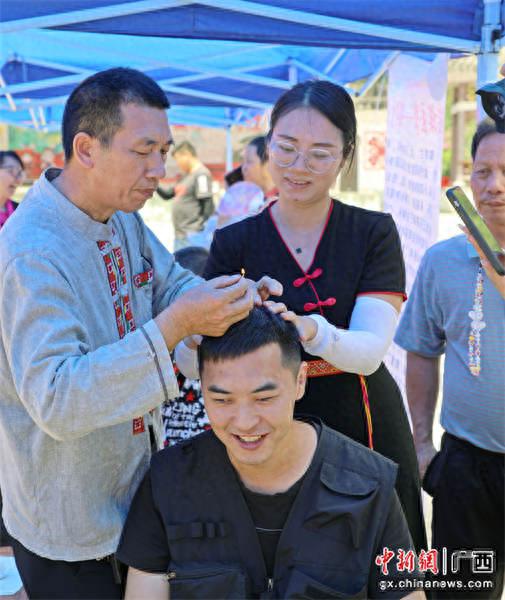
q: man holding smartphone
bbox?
[395,120,505,598]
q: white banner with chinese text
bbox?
[383,54,449,402]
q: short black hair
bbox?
[0,150,23,170]
[198,307,301,376]
[174,246,209,277]
[173,140,197,157]
[268,80,356,164]
[471,119,500,160]
[62,67,170,161]
[248,136,268,163]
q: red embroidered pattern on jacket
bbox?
[97,239,145,435]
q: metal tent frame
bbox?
[0,0,503,137]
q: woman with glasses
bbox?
[0,151,24,230]
[204,80,426,552]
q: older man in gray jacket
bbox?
[0,68,280,599]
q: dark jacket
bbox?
[148,423,410,599]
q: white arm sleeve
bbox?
[301,296,399,376]
[174,339,200,380]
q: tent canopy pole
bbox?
[476,0,502,119]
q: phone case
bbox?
[224,166,243,187]
[446,186,505,276]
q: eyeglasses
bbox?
[0,166,24,180]
[269,140,341,174]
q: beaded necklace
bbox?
[468,263,486,376]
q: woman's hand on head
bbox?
[263,300,318,342]
[249,275,283,305]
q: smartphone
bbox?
[446,186,505,276]
[224,166,243,187]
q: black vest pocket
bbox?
[167,563,247,599]
[284,567,367,599]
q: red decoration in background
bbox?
[15,147,64,181]
[363,132,386,170]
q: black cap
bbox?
[476,79,505,133]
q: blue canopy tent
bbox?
[0,26,401,132]
[0,1,496,52]
[0,1,503,157]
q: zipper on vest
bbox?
[166,567,242,581]
[267,577,274,592]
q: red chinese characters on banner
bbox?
[414,101,444,136]
[389,99,444,137]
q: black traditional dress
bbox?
[204,199,426,552]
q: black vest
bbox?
[150,423,398,599]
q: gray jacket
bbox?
[0,169,198,560]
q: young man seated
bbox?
[117,307,425,599]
